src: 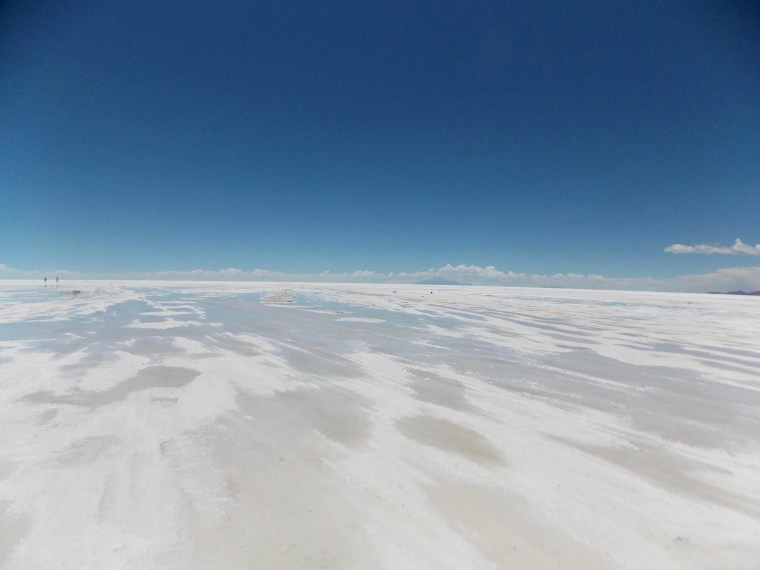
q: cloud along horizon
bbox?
[2,260,760,293]
[665,238,760,256]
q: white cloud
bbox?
[117,263,760,293]
[3,262,760,293]
[665,238,760,256]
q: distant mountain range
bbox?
[708,290,760,296]
[415,278,467,286]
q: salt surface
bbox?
[0,280,759,569]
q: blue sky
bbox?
[1,1,759,289]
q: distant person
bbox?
[44,277,47,287]
[56,276,59,286]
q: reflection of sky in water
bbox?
[5,287,756,432]
[152,291,482,374]
[1,283,759,570]
[0,290,502,378]
[1,300,148,343]
[295,293,464,329]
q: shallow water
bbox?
[0,280,759,569]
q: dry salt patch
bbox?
[261,290,295,304]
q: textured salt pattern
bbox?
[0,280,758,569]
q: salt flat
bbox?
[0,280,759,569]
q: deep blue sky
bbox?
[1,1,758,278]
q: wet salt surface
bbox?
[0,280,759,569]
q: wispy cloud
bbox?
[89,265,760,292]
[4,262,760,293]
[665,238,760,256]
[125,264,601,287]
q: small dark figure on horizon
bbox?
[44,277,47,287]
[56,277,59,286]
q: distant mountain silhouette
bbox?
[708,290,760,296]
[416,278,466,286]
